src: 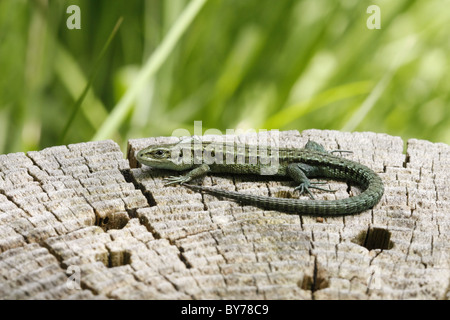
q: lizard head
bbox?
[136,143,194,171]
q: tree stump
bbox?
[1,130,449,299]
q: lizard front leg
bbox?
[164,163,211,186]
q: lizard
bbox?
[136,138,384,216]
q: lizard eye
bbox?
[154,149,165,157]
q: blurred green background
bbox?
[1,0,449,154]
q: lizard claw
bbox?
[294,182,315,200]
[163,175,192,186]
[294,181,337,200]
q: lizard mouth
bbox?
[136,150,160,167]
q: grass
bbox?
[0,0,449,154]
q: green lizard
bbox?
[136,139,384,216]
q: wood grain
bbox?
[1,131,449,299]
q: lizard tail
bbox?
[182,172,383,216]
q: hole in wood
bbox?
[299,274,313,290]
[95,212,129,231]
[298,262,329,292]
[362,227,393,250]
[107,249,131,268]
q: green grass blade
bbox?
[93,0,208,141]
[263,81,373,129]
[59,17,123,144]
[54,45,109,130]
[342,36,417,131]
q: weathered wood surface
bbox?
[1,130,449,299]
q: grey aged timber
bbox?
[1,130,449,299]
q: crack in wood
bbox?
[2,132,450,299]
[120,169,157,207]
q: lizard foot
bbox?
[163,175,192,186]
[330,149,353,156]
[294,181,337,200]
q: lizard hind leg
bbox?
[287,163,336,200]
[305,140,327,153]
